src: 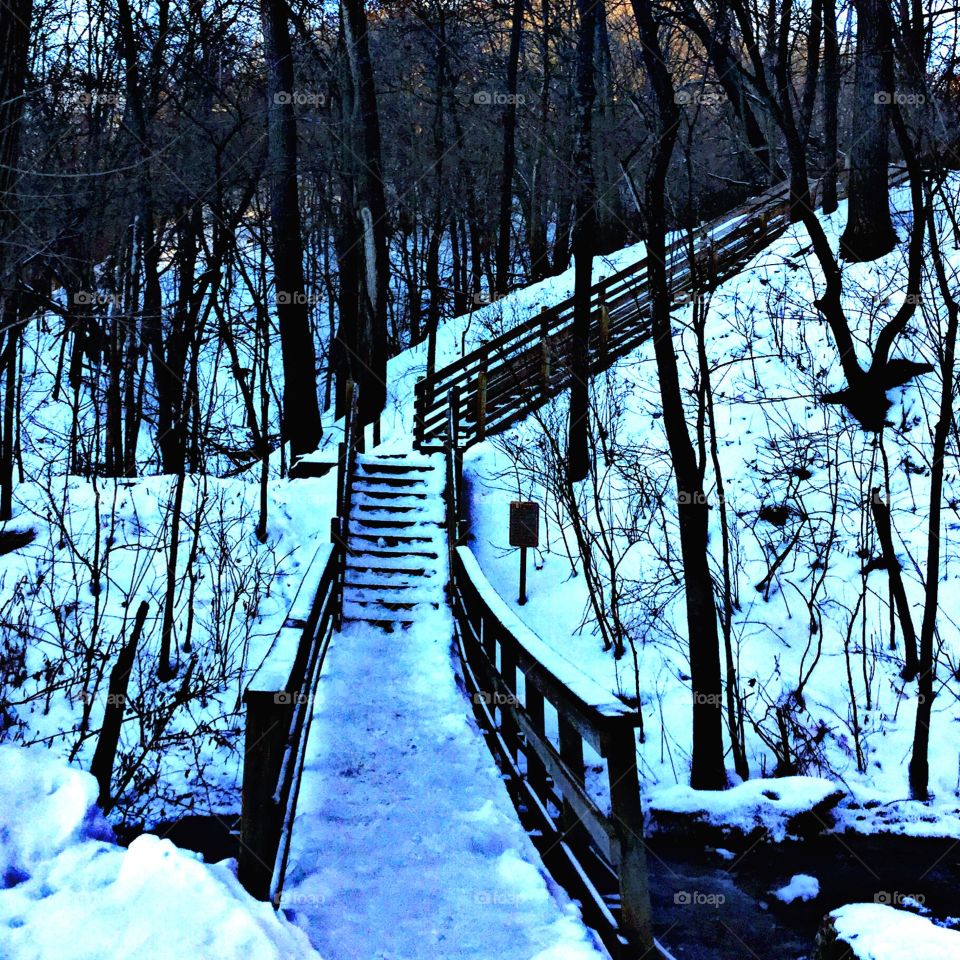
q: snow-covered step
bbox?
[353,498,440,513]
[342,597,441,624]
[351,483,432,498]
[345,570,436,589]
[345,584,443,605]
[346,545,441,560]
[357,461,433,476]
[351,532,443,547]
[352,516,427,529]
[346,557,440,575]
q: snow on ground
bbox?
[450,174,960,838]
[280,609,604,960]
[0,744,321,960]
[772,874,820,904]
[0,470,335,825]
[647,777,843,842]
[822,904,960,959]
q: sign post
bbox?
[509,501,539,605]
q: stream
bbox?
[648,833,960,959]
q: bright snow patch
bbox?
[772,874,820,904]
[647,777,844,841]
[825,904,960,959]
[0,745,322,960]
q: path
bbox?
[279,453,605,960]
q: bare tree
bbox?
[632,0,726,790]
[261,0,323,461]
[567,0,599,483]
[839,0,899,261]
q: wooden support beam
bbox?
[239,691,292,901]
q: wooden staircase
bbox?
[342,452,447,629]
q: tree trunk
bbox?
[0,0,32,516]
[0,0,32,281]
[567,0,599,483]
[261,0,323,461]
[495,0,524,295]
[632,0,727,790]
[840,0,898,261]
[821,0,840,213]
[909,195,959,800]
[592,0,626,254]
[341,0,390,428]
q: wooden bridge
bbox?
[238,167,912,959]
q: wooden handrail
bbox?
[415,166,912,453]
[333,380,360,630]
[239,543,339,904]
[240,385,364,906]
[449,544,654,958]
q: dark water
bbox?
[117,813,240,863]
[649,833,960,959]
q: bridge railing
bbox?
[449,539,656,958]
[238,542,339,904]
[239,382,361,904]
[415,166,914,454]
[415,179,799,452]
[332,380,360,630]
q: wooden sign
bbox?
[509,501,539,548]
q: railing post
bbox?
[524,685,549,800]
[331,516,344,631]
[539,307,551,393]
[499,642,519,773]
[597,294,610,366]
[605,730,653,957]
[450,386,465,541]
[558,716,586,845]
[239,690,292,901]
[475,365,488,441]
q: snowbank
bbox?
[815,904,960,959]
[647,776,844,842]
[0,745,321,960]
